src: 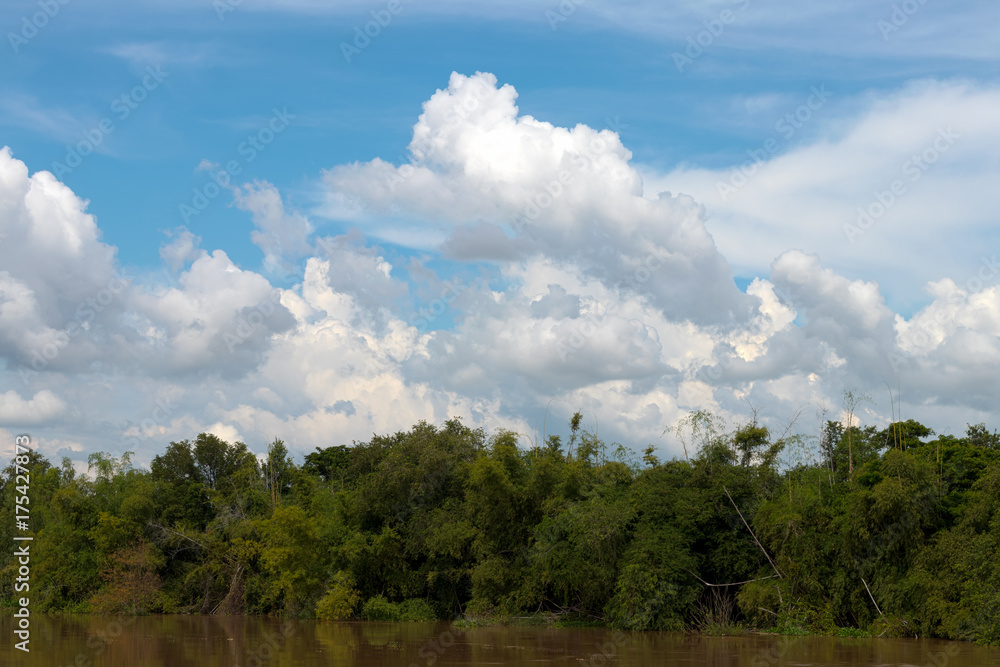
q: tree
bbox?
[6,414,1000,643]
[262,439,294,509]
[842,390,872,484]
[88,541,164,614]
[193,433,253,491]
[820,420,843,484]
[150,440,213,530]
[668,410,727,462]
[316,571,360,620]
[150,440,200,486]
[733,421,771,468]
[966,423,1000,451]
[304,445,352,485]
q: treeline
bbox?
[1,412,999,643]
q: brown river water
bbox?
[2,614,997,666]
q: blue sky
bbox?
[2,0,1000,468]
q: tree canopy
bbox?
[1,412,998,643]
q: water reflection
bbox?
[1,614,995,666]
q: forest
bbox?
[2,408,999,644]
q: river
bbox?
[2,614,996,666]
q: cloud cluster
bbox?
[2,72,999,470]
[653,80,1000,307]
[325,72,747,326]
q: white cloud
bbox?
[0,148,123,372]
[97,1,999,61]
[159,227,204,272]
[0,95,95,146]
[324,71,747,325]
[234,181,313,278]
[649,80,1000,308]
[0,390,68,426]
[105,41,213,66]
[128,249,297,376]
[3,71,1000,469]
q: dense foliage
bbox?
[2,413,999,643]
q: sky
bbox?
[1,0,999,471]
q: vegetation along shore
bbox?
[2,409,998,644]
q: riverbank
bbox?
[452,611,952,643]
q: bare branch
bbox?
[723,486,784,579]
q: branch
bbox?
[684,568,779,587]
[861,577,884,618]
[147,522,208,551]
[723,486,784,579]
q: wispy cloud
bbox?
[104,40,222,67]
[0,94,93,146]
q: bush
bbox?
[398,598,437,621]
[696,588,744,636]
[604,564,685,631]
[360,596,437,621]
[316,572,360,621]
[362,595,401,621]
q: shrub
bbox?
[362,595,401,621]
[316,572,360,621]
[359,596,437,621]
[398,598,437,621]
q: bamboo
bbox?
[861,577,884,618]
[684,569,779,587]
[723,486,784,579]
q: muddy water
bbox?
[2,614,997,666]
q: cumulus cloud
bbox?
[0,148,296,384]
[311,230,408,323]
[234,181,313,278]
[0,147,123,373]
[888,276,1000,411]
[0,389,68,426]
[160,227,203,272]
[324,71,748,326]
[127,249,297,377]
[3,71,1000,470]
